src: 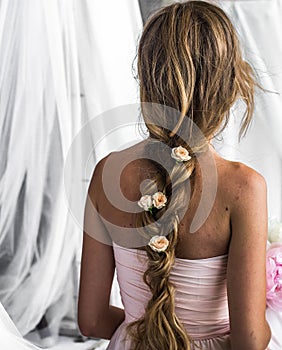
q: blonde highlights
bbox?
[127,1,257,349]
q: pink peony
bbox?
[266,242,282,311]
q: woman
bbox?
[78,1,272,349]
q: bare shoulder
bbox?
[89,145,140,188]
[215,156,267,209]
[89,140,152,205]
[88,153,111,202]
[227,160,266,187]
[216,157,268,252]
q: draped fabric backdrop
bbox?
[0,0,142,347]
[0,0,83,346]
[0,0,281,348]
[216,0,282,221]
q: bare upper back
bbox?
[91,139,263,259]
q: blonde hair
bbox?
[127,1,256,349]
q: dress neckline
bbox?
[112,242,228,262]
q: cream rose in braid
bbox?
[171,146,192,162]
[138,192,167,213]
[148,235,169,253]
[137,195,153,212]
[152,192,167,209]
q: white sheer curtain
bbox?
[0,0,142,347]
[74,0,143,159]
[73,0,143,310]
[0,0,82,345]
[215,0,282,220]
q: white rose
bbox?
[152,192,167,209]
[148,235,169,252]
[138,194,153,211]
[171,146,191,162]
[268,218,282,243]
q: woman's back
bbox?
[97,140,255,260]
[85,138,270,350]
[98,142,267,350]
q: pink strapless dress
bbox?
[107,243,231,350]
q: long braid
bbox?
[127,139,198,350]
